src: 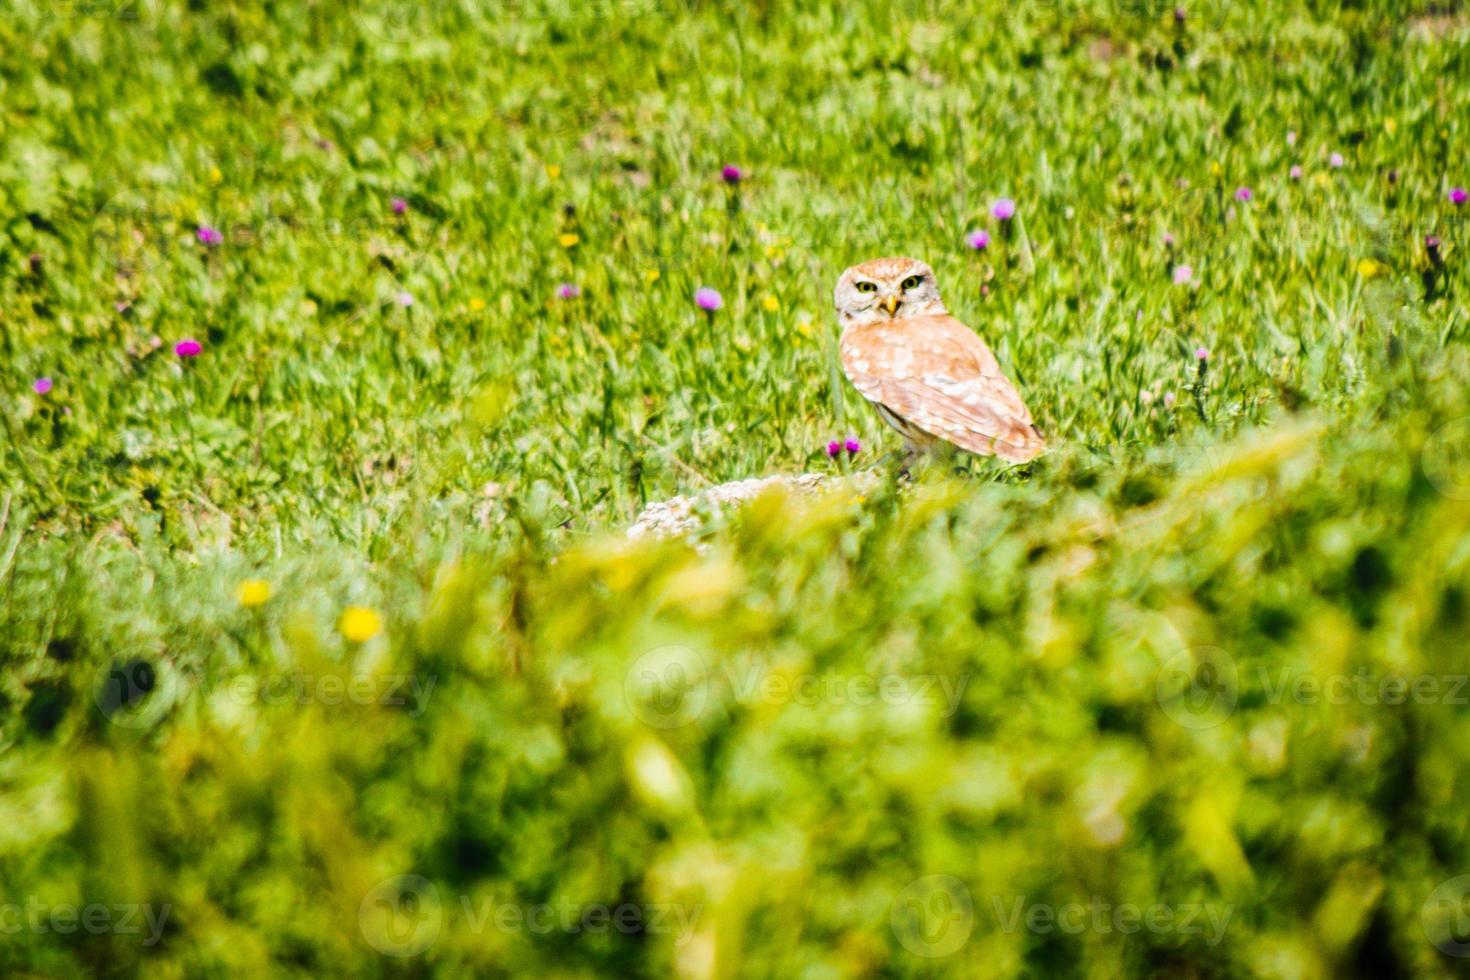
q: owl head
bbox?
[833,256,947,326]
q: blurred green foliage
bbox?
[3,0,1470,976]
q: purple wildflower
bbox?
[33,377,53,395]
[1451,187,1469,206]
[721,165,744,184]
[1173,264,1194,285]
[1195,346,1210,361]
[965,229,990,250]
[844,437,861,455]
[826,441,842,459]
[555,283,580,300]
[1290,165,1303,181]
[1162,232,1175,247]
[196,226,223,246]
[991,198,1016,221]
[694,287,723,311]
[391,197,408,215]
[395,291,414,308]
[175,338,203,358]
[1329,152,1344,169]
[1234,187,1253,202]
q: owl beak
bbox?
[879,295,900,317]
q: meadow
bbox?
[4,0,1470,975]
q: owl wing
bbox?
[840,314,1045,463]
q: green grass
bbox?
[4,0,1470,976]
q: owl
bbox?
[834,256,1045,463]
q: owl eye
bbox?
[855,281,877,293]
[900,275,924,290]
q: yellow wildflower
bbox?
[761,295,779,312]
[235,579,271,609]
[468,297,487,312]
[558,233,579,248]
[1356,258,1388,279]
[338,606,383,643]
[545,164,561,180]
[207,166,222,185]
[644,269,661,284]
